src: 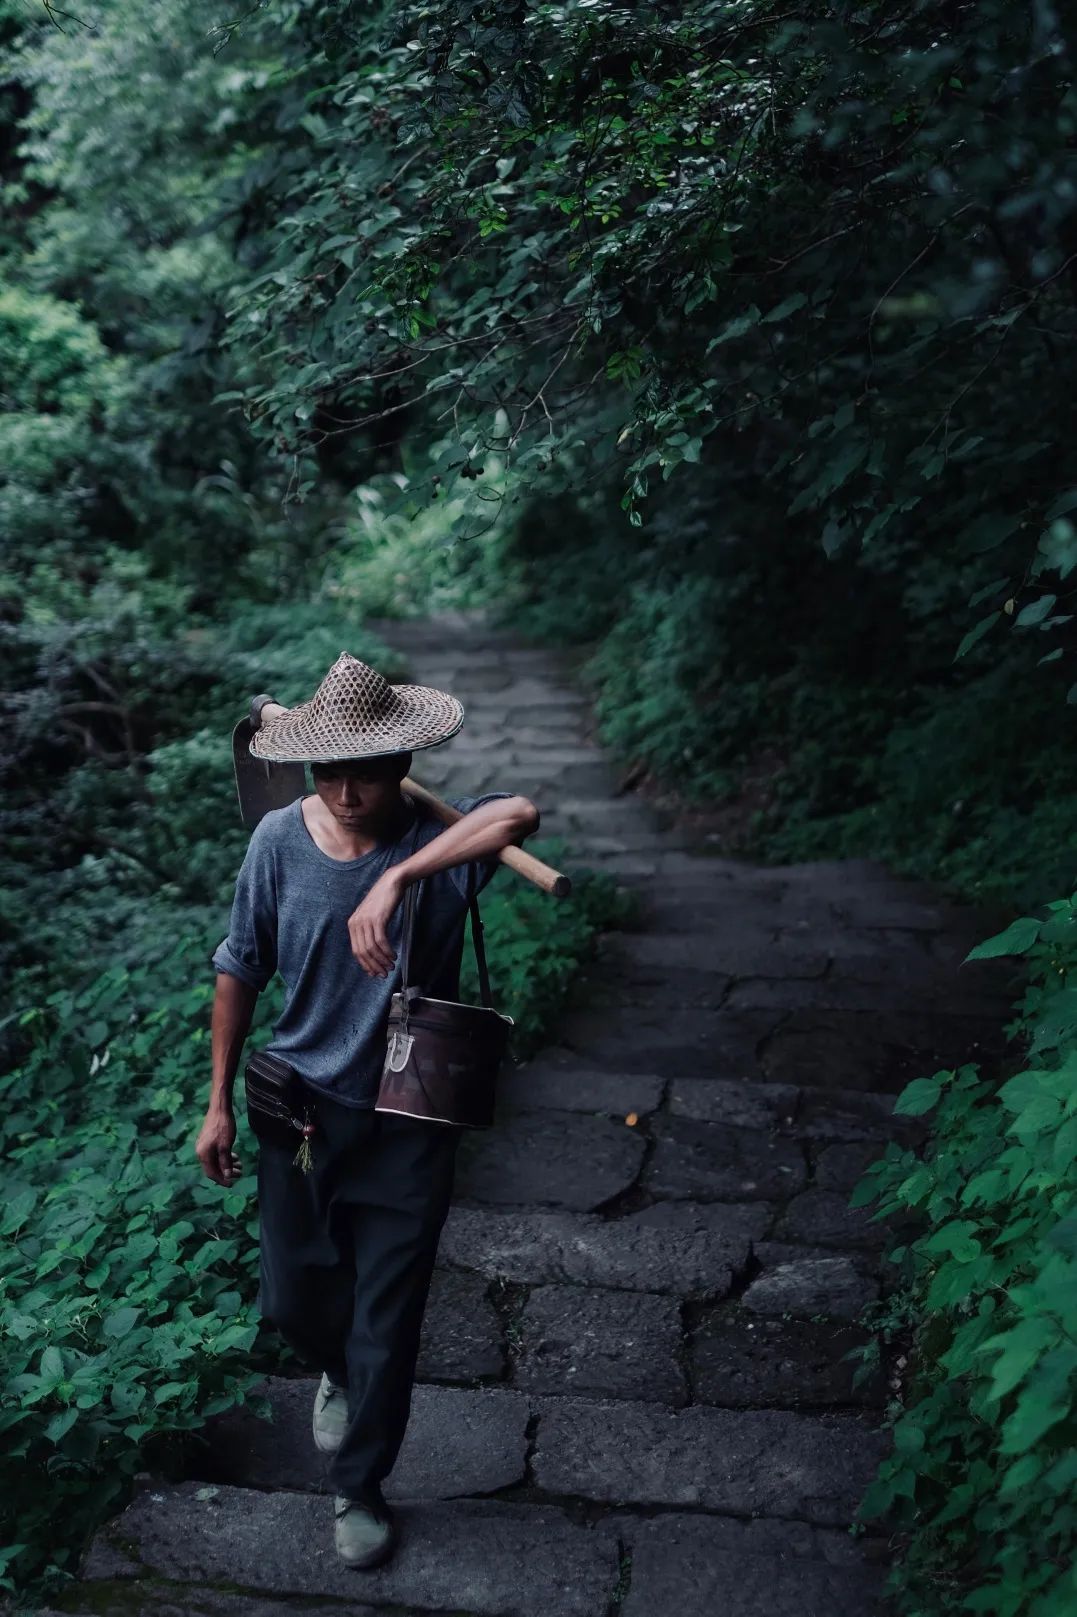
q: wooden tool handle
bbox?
[256,702,572,898]
[402,777,571,897]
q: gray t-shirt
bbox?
[210,789,514,1108]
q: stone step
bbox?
[37,1592,407,1617]
[454,1111,646,1211]
[773,1189,896,1251]
[420,760,621,797]
[557,830,701,856]
[688,1306,882,1411]
[530,1396,889,1525]
[596,932,830,981]
[559,970,730,1017]
[579,1007,940,1098]
[56,1504,888,1617]
[616,1511,888,1616]
[740,1256,879,1321]
[427,742,605,766]
[547,1007,773,1077]
[417,1269,505,1382]
[499,1061,666,1117]
[515,1284,688,1406]
[724,974,1004,1019]
[78,1484,621,1617]
[437,1205,749,1298]
[563,838,714,864]
[642,1117,808,1202]
[760,1006,1005,1092]
[666,1074,925,1145]
[196,1382,528,1497]
[476,1069,915,1199]
[633,1198,775,1243]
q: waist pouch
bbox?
[243,1048,317,1171]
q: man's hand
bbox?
[196,1102,243,1187]
[347,869,406,978]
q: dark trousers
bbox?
[255,1087,460,1500]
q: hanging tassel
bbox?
[292,1110,316,1174]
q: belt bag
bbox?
[375,880,513,1129]
[243,1048,317,1171]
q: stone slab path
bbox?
[52,611,1014,1617]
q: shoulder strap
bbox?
[468,894,494,1008]
[398,881,494,1008]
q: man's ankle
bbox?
[342,1483,389,1513]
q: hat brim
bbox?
[248,684,464,763]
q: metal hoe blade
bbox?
[231,717,307,829]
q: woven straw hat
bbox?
[248,651,464,763]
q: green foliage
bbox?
[480,498,1077,910]
[0,947,273,1603]
[853,907,1077,1615]
[224,1,1077,640]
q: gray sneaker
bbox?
[312,1372,348,1454]
[333,1491,396,1570]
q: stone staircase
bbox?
[45,611,1014,1617]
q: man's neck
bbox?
[303,791,411,861]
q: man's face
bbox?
[311,754,411,831]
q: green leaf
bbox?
[968,577,1009,608]
[893,1075,943,1116]
[954,612,999,660]
[1014,594,1057,627]
[1045,490,1077,521]
[979,1318,1057,1399]
[761,292,806,323]
[153,1381,191,1405]
[102,1306,141,1340]
[1037,518,1077,580]
[958,512,1022,554]
[39,1346,63,1383]
[43,1407,79,1444]
[706,306,761,349]
[966,917,1041,960]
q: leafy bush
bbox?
[0,947,272,1603]
[853,906,1077,1617]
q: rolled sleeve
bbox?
[447,792,518,904]
[210,823,278,991]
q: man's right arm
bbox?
[200,825,278,1184]
[210,971,260,1111]
[196,973,259,1187]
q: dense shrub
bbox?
[854,908,1077,1616]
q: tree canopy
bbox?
[226,1,1077,637]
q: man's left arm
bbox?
[348,795,540,977]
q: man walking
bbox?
[196,652,540,1570]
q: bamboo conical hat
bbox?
[248,651,464,763]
